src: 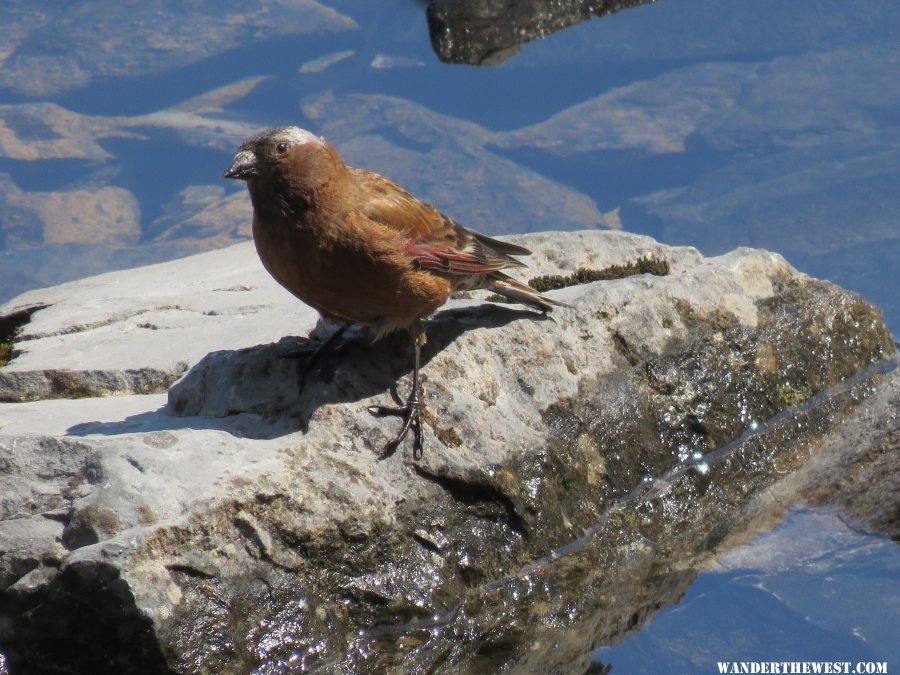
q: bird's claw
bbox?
[368,377,425,459]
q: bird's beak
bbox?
[223,149,257,180]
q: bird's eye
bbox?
[276,142,288,155]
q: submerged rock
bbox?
[426,0,653,66]
[0,230,895,673]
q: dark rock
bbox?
[426,0,653,66]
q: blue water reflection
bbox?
[595,507,899,672]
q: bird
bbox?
[224,126,567,457]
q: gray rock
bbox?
[0,241,316,401]
[0,230,895,674]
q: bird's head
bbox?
[224,126,341,197]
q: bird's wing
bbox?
[403,236,528,275]
[351,169,531,277]
[350,169,446,239]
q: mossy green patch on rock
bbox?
[777,381,815,408]
[0,341,13,367]
[487,257,671,304]
[528,257,670,293]
[0,304,47,368]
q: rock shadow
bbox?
[0,560,175,675]
[68,303,549,440]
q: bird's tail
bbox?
[487,273,571,312]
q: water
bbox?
[1,0,898,672]
[595,507,899,671]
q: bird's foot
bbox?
[285,325,349,396]
[368,376,425,459]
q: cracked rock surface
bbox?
[0,230,896,674]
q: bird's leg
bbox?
[296,323,348,394]
[368,326,426,459]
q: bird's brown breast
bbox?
[251,202,452,333]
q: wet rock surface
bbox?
[0,231,895,674]
[426,0,653,66]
